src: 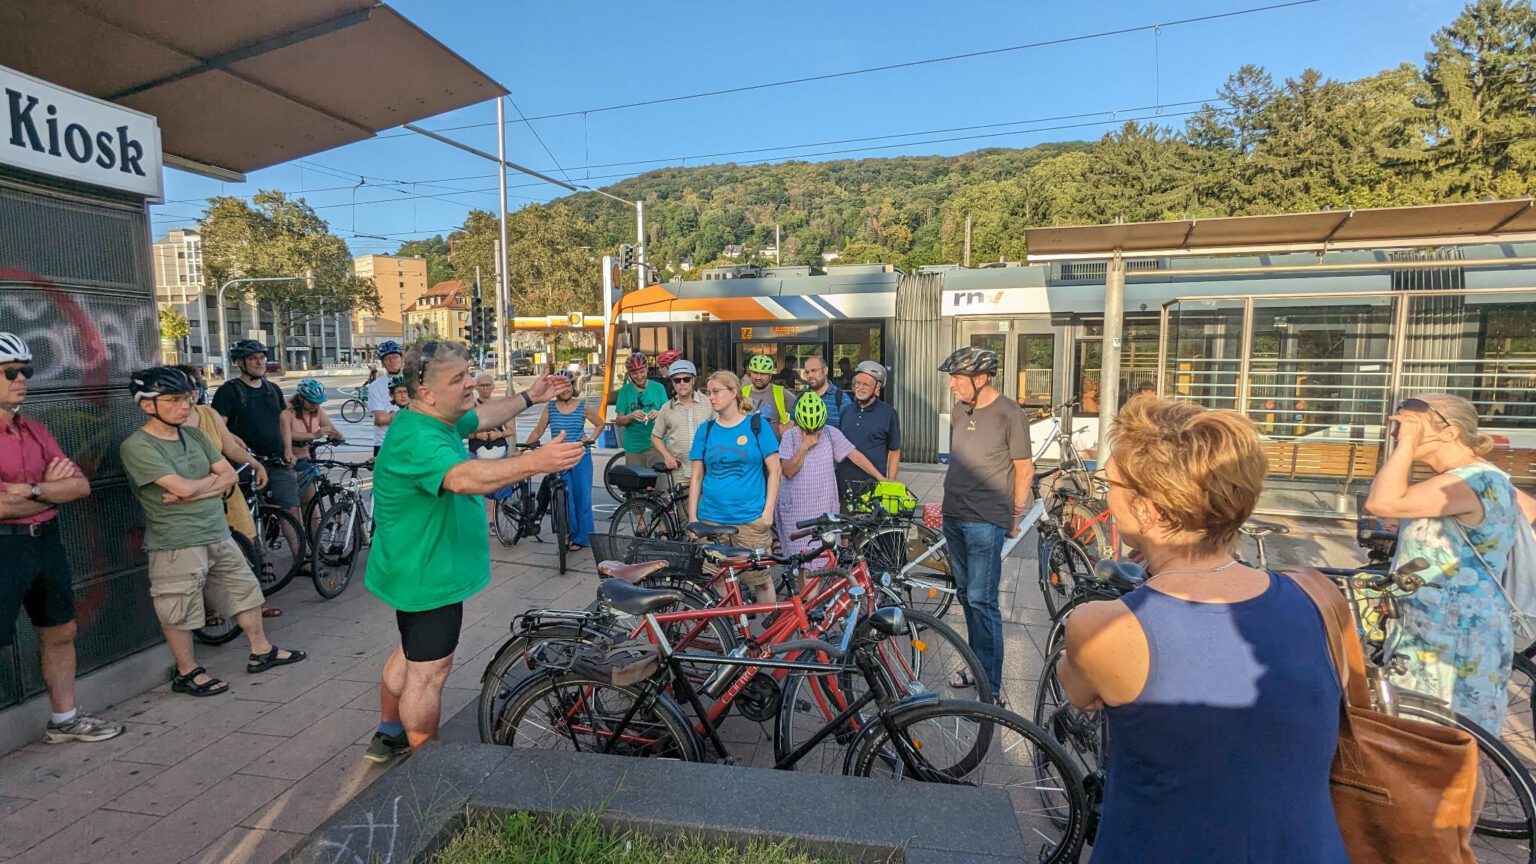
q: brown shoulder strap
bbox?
[1282,567,1372,708]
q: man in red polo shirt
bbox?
[0,333,123,743]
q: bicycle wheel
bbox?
[1060,498,1116,563]
[476,623,621,742]
[846,699,1088,864]
[493,495,521,546]
[340,398,365,424]
[1039,537,1095,620]
[1507,652,1536,775]
[255,507,305,595]
[602,451,626,503]
[312,498,364,599]
[552,485,570,574]
[607,497,679,540]
[1397,693,1536,854]
[194,532,257,646]
[857,522,955,620]
[492,670,702,762]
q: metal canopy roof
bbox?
[0,1,506,179]
[1026,198,1536,260]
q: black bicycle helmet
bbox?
[229,338,269,360]
[129,366,197,402]
[938,346,999,376]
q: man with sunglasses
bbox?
[0,333,124,743]
[363,341,584,761]
[650,359,713,485]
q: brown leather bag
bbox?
[1284,568,1479,864]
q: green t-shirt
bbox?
[120,426,230,551]
[364,408,490,612]
[615,379,667,453]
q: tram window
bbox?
[1016,334,1055,408]
[831,323,884,387]
[636,326,671,355]
[734,344,823,391]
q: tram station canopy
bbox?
[1026,198,1536,260]
[0,1,505,180]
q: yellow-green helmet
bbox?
[794,394,827,431]
[746,354,776,375]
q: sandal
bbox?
[948,668,976,689]
[247,646,307,674]
[262,608,284,619]
[172,666,229,697]
[567,542,585,552]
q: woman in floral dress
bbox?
[1366,393,1520,733]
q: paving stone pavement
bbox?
[0,455,1431,864]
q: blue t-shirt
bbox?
[689,414,779,525]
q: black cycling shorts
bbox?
[0,529,77,648]
[395,602,463,662]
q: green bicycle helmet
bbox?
[746,354,776,375]
[793,394,827,431]
[387,374,406,391]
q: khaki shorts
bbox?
[731,519,776,595]
[146,536,265,630]
[624,448,660,468]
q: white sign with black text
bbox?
[1,64,163,200]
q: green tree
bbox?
[395,234,453,286]
[446,205,599,317]
[158,305,191,354]
[199,190,381,357]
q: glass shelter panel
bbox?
[1246,298,1394,441]
[1164,301,1244,410]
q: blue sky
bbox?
[148,0,1467,255]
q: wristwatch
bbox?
[29,484,42,500]
[521,391,533,410]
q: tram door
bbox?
[954,317,1064,458]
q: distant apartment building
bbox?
[402,279,471,343]
[353,254,426,354]
[152,228,356,373]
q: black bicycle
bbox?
[309,459,374,599]
[493,581,1088,863]
[233,460,307,596]
[491,439,594,574]
[606,462,690,539]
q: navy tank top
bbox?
[1091,572,1349,864]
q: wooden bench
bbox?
[1487,446,1536,486]
[1263,441,1382,485]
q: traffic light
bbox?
[483,306,497,345]
[469,295,484,344]
[618,244,635,270]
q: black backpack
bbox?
[218,377,284,427]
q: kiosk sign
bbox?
[1,64,163,200]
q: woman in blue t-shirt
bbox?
[525,372,604,550]
[689,370,781,601]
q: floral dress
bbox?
[1391,462,1519,733]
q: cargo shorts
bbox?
[146,535,265,630]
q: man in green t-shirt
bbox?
[121,367,304,698]
[364,341,583,761]
[613,352,667,466]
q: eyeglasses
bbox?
[3,366,34,381]
[1090,468,1134,495]
[154,393,196,406]
[670,376,694,384]
[1397,398,1450,428]
[704,387,732,396]
[414,341,441,387]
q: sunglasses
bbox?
[670,375,694,383]
[3,366,33,381]
[1396,398,1449,428]
[414,341,441,387]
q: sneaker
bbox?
[44,710,125,744]
[363,730,410,764]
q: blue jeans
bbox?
[564,452,595,546]
[942,518,1006,691]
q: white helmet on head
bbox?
[667,359,697,377]
[0,333,31,364]
[853,360,887,388]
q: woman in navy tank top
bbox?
[1058,398,1347,863]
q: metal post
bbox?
[636,199,646,287]
[1097,251,1125,460]
[1236,296,1255,415]
[1156,301,1170,396]
[318,301,325,367]
[964,214,973,268]
[495,97,512,383]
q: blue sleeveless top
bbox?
[1091,572,1348,864]
[545,399,588,442]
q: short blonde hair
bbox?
[706,370,754,415]
[1108,397,1268,554]
[1411,393,1495,456]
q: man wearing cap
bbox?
[650,358,712,486]
[836,361,902,498]
[0,333,124,743]
[367,341,406,457]
[121,366,304,697]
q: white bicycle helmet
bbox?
[853,360,887,387]
[0,333,31,364]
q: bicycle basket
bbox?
[571,639,660,687]
[590,534,704,579]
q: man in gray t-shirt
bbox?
[938,347,1034,694]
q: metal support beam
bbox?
[495,98,512,382]
[1097,251,1125,461]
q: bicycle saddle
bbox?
[688,522,738,539]
[1239,519,1289,537]
[1093,559,1146,594]
[702,544,756,561]
[597,559,668,584]
[596,579,685,617]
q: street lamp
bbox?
[216,275,306,377]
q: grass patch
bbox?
[434,811,867,864]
